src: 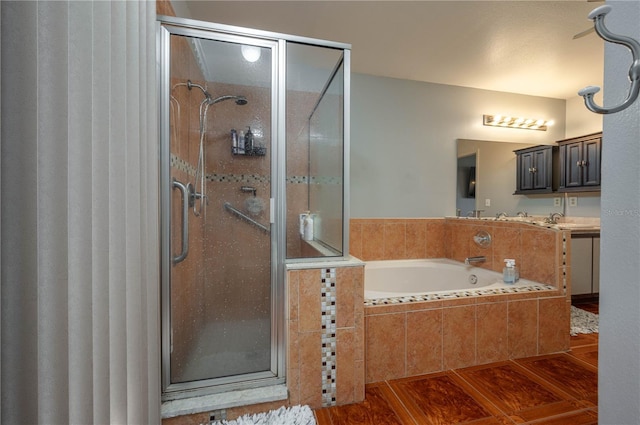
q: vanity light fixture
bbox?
[483,114,553,131]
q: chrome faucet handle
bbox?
[546,212,564,224]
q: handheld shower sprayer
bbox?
[209,95,248,106]
[185,79,250,218]
[186,79,248,106]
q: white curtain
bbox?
[1,1,160,424]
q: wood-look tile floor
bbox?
[315,305,599,425]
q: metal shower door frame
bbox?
[158,16,285,400]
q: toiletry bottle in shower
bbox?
[231,129,238,154]
[503,259,517,284]
[238,130,245,154]
[245,127,254,155]
[299,211,309,237]
[303,213,314,241]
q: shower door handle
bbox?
[172,178,190,264]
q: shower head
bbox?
[208,95,248,106]
[186,80,247,106]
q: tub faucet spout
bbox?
[464,256,486,265]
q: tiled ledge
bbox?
[364,284,558,306]
[285,256,363,270]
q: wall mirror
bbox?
[456,139,540,217]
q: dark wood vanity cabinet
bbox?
[558,132,602,192]
[514,145,558,194]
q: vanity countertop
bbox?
[550,217,600,234]
[446,216,600,234]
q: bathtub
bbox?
[364,258,548,302]
[363,258,566,383]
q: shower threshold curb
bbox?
[161,384,288,419]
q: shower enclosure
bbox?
[158,16,350,401]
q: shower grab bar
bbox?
[172,178,190,264]
[224,202,270,233]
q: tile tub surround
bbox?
[364,292,570,384]
[286,263,366,409]
[351,217,571,383]
[350,217,570,289]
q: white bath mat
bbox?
[570,306,599,336]
[210,405,316,425]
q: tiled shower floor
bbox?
[178,318,271,382]
[314,304,599,425]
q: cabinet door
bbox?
[582,139,601,187]
[532,148,551,190]
[519,151,535,191]
[571,236,593,295]
[564,142,583,188]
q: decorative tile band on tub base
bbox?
[364,288,569,384]
[364,284,557,306]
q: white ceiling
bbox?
[181,0,605,100]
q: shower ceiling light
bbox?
[241,45,261,62]
[483,114,553,131]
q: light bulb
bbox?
[241,45,261,63]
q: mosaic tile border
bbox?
[170,155,341,185]
[320,268,337,407]
[364,284,557,306]
[206,173,270,184]
[170,154,196,176]
[561,233,568,295]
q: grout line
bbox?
[449,368,513,421]
[522,407,598,425]
[381,381,419,425]
[511,354,593,402]
[403,313,407,379]
[565,346,599,370]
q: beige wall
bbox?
[565,95,603,139]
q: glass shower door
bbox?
[160,23,279,397]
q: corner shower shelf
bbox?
[232,146,267,156]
